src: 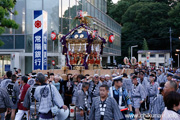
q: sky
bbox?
[112,0,119,3]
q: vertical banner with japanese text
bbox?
[33,10,47,70]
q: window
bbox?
[150,54,155,57]
[0,36,14,49]
[159,54,164,57]
[141,54,146,57]
[15,35,24,49]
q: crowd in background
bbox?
[0,66,180,120]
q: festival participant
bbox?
[63,74,74,107]
[23,73,41,120]
[131,75,146,120]
[165,73,173,81]
[109,76,134,119]
[122,73,133,95]
[27,72,36,86]
[0,87,13,120]
[34,73,67,120]
[15,76,30,120]
[48,73,54,84]
[73,82,90,120]
[105,74,112,87]
[5,74,20,120]
[139,71,149,110]
[88,74,102,105]
[157,69,166,84]
[164,80,177,94]
[161,91,180,120]
[147,74,159,105]
[100,75,107,85]
[52,75,60,91]
[0,71,13,88]
[89,84,124,120]
[148,83,165,120]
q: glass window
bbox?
[95,9,98,18]
[15,0,25,34]
[26,0,43,34]
[25,35,32,52]
[91,0,95,5]
[159,54,164,57]
[87,2,91,14]
[95,0,98,8]
[44,0,59,52]
[62,0,70,34]
[91,5,95,17]
[44,0,59,33]
[0,36,14,49]
[70,0,77,29]
[150,54,156,57]
[142,54,146,57]
[15,35,24,49]
[25,56,32,74]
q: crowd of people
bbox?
[0,67,180,120]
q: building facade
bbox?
[0,0,121,76]
[138,50,170,67]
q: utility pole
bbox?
[170,27,173,68]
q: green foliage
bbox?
[142,38,149,50]
[128,47,131,58]
[0,0,19,46]
[107,0,114,14]
[107,0,180,64]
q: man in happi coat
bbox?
[105,74,112,87]
[157,69,166,84]
[23,73,41,120]
[34,73,67,120]
[15,76,30,120]
[1,71,14,88]
[131,75,146,120]
[122,73,133,96]
[0,87,13,120]
[89,84,124,120]
[73,82,90,120]
[72,74,85,105]
[139,71,149,110]
[88,74,102,105]
[109,76,134,119]
[147,74,159,105]
[5,74,20,120]
[27,73,36,87]
[100,75,107,85]
[149,82,165,120]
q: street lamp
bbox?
[131,45,138,60]
[175,54,179,68]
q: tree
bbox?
[142,38,149,50]
[0,0,18,46]
[107,0,114,14]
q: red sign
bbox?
[34,20,41,28]
[109,35,114,43]
[147,57,149,59]
[51,32,56,41]
[52,60,55,66]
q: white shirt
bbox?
[161,107,180,120]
